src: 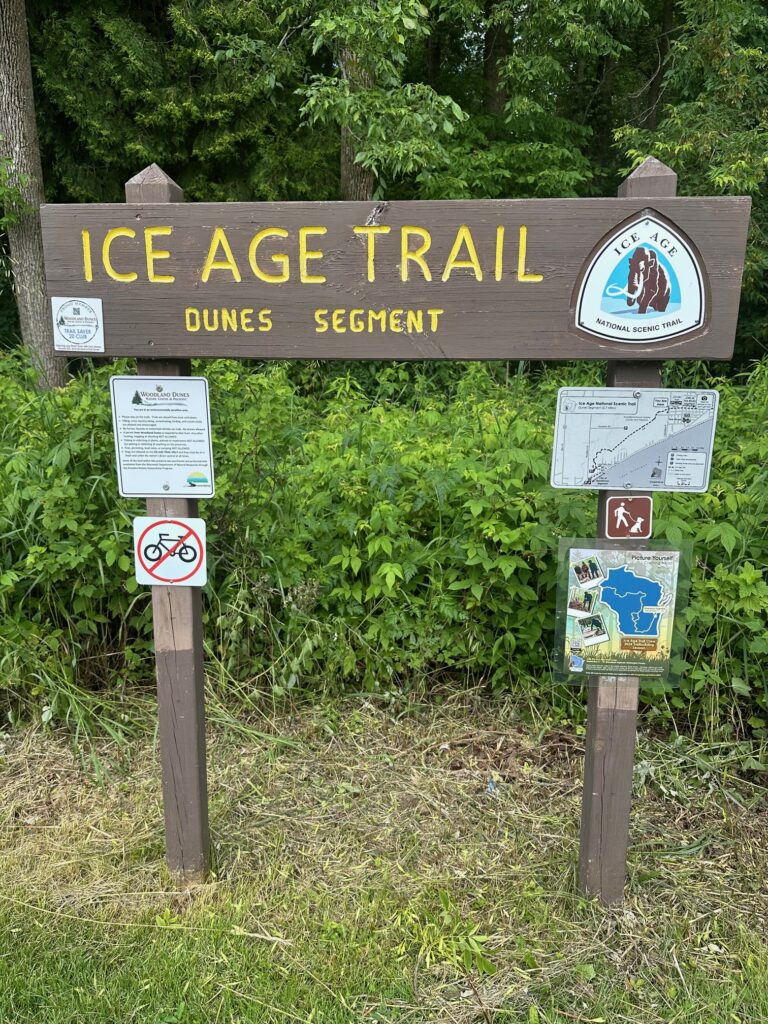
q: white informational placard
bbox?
[52,297,105,352]
[133,517,207,587]
[110,376,214,498]
[551,388,719,492]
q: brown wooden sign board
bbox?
[41,197,750,361]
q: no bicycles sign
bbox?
[133,517,207,587]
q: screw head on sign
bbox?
[163,483,170,491]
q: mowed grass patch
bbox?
[1,696,768,1022]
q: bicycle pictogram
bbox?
[143,532,198,564]
[133,517,207,586]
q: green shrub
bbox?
[0,352,766,736]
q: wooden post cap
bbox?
[619,157,677,198]
[125,164,183,203]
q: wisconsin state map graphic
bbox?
[599,565,663,636]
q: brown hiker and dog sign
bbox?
[40,159,751,906]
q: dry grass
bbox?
[1,693,768,1022]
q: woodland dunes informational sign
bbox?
[41,198,749,361]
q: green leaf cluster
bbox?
[0,352,766,737]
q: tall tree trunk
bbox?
[484,3,510,116]
[0,0,66,388]
[338,47,375,201]
[340,123,375,200]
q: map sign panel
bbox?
[555,540,690,680]
[550,388,719,492]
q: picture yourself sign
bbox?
[40,198,750,361]
[555,540,691,681]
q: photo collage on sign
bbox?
[557,543,687,681]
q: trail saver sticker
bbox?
[52,297,104,353]
[574,212,706,344]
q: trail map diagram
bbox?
[550,388,719,492]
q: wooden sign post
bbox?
[41,161,750,896]
[125,166,209,882]
[578,158,676,905]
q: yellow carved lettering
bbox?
[368,310,387,332]
[299,227,327,283]
[201,227,241,283]
[349,309,365,332]
[241,308,255,332]
[517,225,543,282]
[332,309,347,333]
[405,309,423,333]
[494,226,504,282]
[427,308,445,331]
[145,226,174,283]
[314,309,329,333]
[203,308,219,331]
[258,309,272,332]
[81,229,93,283]
[442,226,482,282]
[353,225,390,282]
[248,228,289,283]
[389,309,404,333]
[222,308,238,331]
[102,227,137,283]
[400,226,432,282]
[185,307,200,332]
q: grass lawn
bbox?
[1,694,767,1023]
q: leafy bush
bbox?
[0,352,766,736]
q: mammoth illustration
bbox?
[625,246,671,314]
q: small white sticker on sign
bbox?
[133,517,207,587]
[52,297,105,352]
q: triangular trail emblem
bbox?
[574,212,706,343]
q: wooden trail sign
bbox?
[41,192,749,361]
[41,158,751,903]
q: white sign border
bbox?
[110,375,215,499]
[604,495,654,539]
[51,296,105,353]
[133,516,208,587]
[573,211,707,345]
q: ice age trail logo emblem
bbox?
[574,212,706,344]
[603,245,677,316]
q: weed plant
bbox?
[0,353,766,737]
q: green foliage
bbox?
[394,891,497,975]
[29,0,338,201]
[1,351,767,737]
[290,0,467,186]
[22,0,768,357]
[0,148,32,231]
[0,234,20,346]
[616,0,768,361]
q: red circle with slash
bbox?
[136,519,204,584]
